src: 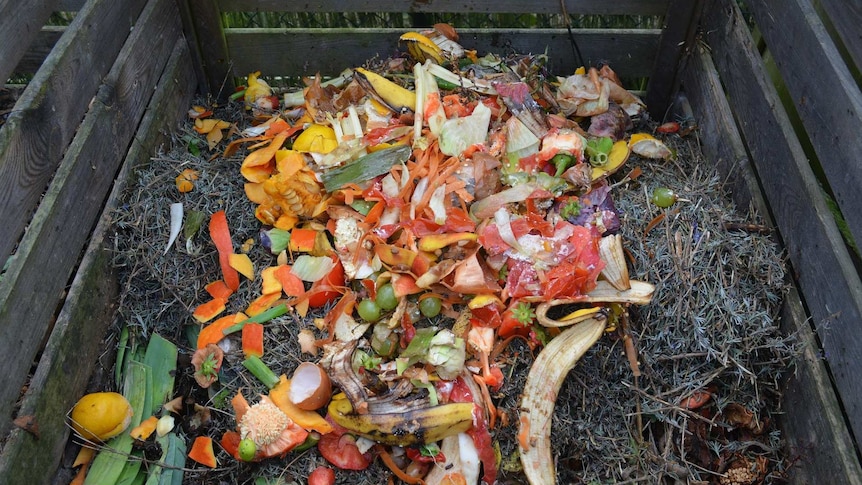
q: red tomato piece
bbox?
[307,258,345,307]
[318,424,372,471]
[505,260,542,299]
[308,466,336,485]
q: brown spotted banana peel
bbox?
[535,279,655,327]
[327,393,475,446]
[519,314,608,485]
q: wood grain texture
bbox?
[818,0,862,75]
[184,0,234,97]
[704,0,862,450]
[0,0,149,265]
[0,0,57,83]
[746,0,862,275]
[643,0,702,119]
[683,44,862,485]
[779,286,862,484]
[225,28,660,79]
[10,26,65,77]
[682,46,762,213]
[0,38,196,482]
[0,0,181,439]
[217,0,669,15]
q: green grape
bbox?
[238,438,257,461]
[375,283,398,311]
[418,296,442,318]
[357,299,382,322]
[651,187,677,208]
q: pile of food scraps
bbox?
[65,25,799,485]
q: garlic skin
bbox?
[156,415,175,437]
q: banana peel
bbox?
[400,32,445,64]
[535,280,654,327]
[519,315,607,484]
[354,67,416,113]
[327,393,474,446]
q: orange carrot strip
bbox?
[197,313,241,349]
[209,211,240,291]
[363,201,385,226]
[242,322,265,358]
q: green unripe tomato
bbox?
[238,438,257,461]
[651,187,677,208]
[418,296,442,318]
[357,299,382,322]
[375,283,398,311]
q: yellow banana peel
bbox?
[354,67,416,113]
[327,394,474,446]
[519,315,607,484]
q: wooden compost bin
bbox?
[0,0,860,483]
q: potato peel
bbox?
[518,315,607,484]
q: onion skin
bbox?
[518,315,607,484]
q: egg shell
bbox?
[288,362,332,411]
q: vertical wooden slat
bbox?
[0,37,196,484]
[746,0,862,272]
[643,0,703,119]
[181,0,234,97]
[0,0,180,439]
[0,0,149,265]
[703,0,862,453]
[817,0,862,75]
[683,45,862,485]
[0,0,57,83]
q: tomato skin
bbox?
[308,258,345,307]
[308,466,336,485]
[405,447,446,464]
[500,306,531,339]
[318,421,372,471]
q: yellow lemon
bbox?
[293,124,337,154]
[70,392,133,442]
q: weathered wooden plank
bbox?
[818,0,862,75]
[682,44,862,485]
[682,45,762,213]
[217,0,670,15]
[0,0,56,84]
[703,0,862,448]
[0,0,149,265]
[779,286,862,484]
[643,0,702,119]
[11,26,65,77]
[183,0,234,97]
[0,0,181,439]
[226,28,661,78]
[56,0,86,11]
[0,37,196,482]
[747,0,862,276]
